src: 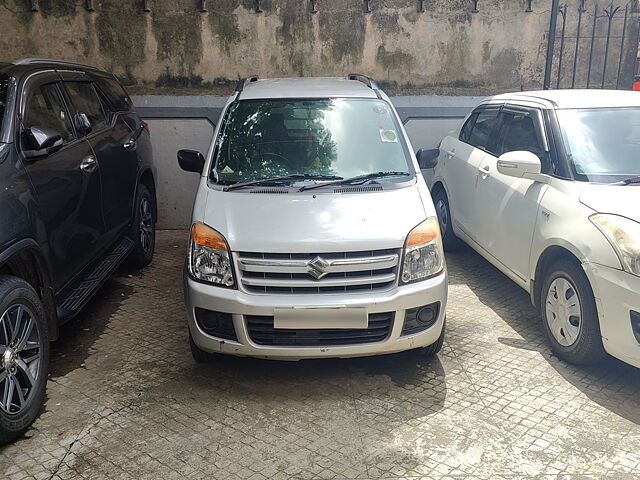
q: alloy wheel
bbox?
[436,199,448,231]
[0,304,41,415]
[139,196,154,254]
[545,277,582,347]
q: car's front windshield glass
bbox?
[0,73,10,140]
[557,107,640,183]
[210,98,411,186]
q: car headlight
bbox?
[400,217,445,284]
[590,214,640,276]
[188,222,236,287]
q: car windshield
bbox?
[0,73,10,140]
[557,107,640,183]
[210,98,411,186]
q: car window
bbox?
[459,112,478,143]
[494,110,551,172]
[23,83,74,144]
[466,109,500,152]
[94,77,132,113]
[64,82,108,131]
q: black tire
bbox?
[417,318,445,358]
[189,331,215,363]
[125,184,156,269]
[539,259,606,365]
[0,275,49,445]
[432,188,463,251]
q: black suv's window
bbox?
[463,109,500,152]
[65,82,108,131]
[94,77,132,113]
[494,110,552,173]
[23,83,74,144]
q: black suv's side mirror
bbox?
[73,112,93,136]
[416,148,440,169]
[178,149,205,174]
[22,126,63,159]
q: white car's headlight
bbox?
[590,214,640,276]
[400,217,445,284]
[188,222,236,287]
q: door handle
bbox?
[80,155,97,173]
[445,150,456,157]
[123,139,137,151]
[478,165,490,178]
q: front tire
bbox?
[125,184,156,269]
[0,275,49,445]
[189,332,215,363]
[417,319,445,358]
[432,188,463,251]
[540,259,606,365]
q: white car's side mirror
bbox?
[497,151,543,180]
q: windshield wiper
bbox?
[223,174,342,192]
[299,171,411,192]
[612,175,640,186]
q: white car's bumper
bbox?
[184,272,447,360]
[585,263,640,368]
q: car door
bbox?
[443,106,501,238]
[474,106,551,282]
[62,76,138,241]
[18,75,105,290]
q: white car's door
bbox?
[443,106,501,238]
[474,106,551,281]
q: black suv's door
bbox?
[61,74,138,240]
[18,73,105,290]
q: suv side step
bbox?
[57,236,134,322]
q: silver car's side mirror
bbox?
[497,151,543,181]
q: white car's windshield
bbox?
[211,98,411,186]
[557,107,640,183]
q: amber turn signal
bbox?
[406,218,440,247]
[191,222,228,250]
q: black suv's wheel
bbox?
[432,188,463,251]
[0,275,49,445]
[417,318,445,358]
[126,184,156,269]
[540,259,606,365]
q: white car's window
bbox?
[211,98,411,186]
[461,109,499,152]
[557,108,640,183]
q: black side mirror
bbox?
[178,149,205,174]
[73,112,93,135]
[22,126,63,158]
[416,148,440,169]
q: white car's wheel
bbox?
[540,259,606,365]
[432,188,463,251]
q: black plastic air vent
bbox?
[334,185,383,193]
[249,189,289,194]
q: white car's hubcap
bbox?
[545,277,582,347]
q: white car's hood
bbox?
[201,186,428,253]
[579,183,640,221]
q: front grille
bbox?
[246,312,394,346]
[236,249,401,294]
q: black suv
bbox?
[0,59,156,443]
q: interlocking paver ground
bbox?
[1,230,639,479]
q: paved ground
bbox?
[1,230,639,480]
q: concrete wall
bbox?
[2,1,636,95]
[133,95,482,229]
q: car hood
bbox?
[201,185,428,253]
[579,183,640,222]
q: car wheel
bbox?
[189,331,215,363]
[417,318,445,358]
[432,188,463,251]
[540,259,606,365]
[126,184,156,269]
[0,275,49,445]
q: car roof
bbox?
[238,77,379,100]
[488,89,640,109]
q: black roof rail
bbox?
[348,73,379,90]
[12,58,99,70]
[235,75,259,95]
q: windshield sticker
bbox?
[379,129,398,143]
[221,166,235,174]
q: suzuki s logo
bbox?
[307,256,330,279]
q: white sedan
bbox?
[429,89,640,368]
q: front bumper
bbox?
[184,271,447,360]
[584,262,640,368]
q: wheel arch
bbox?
[0,239,58,340]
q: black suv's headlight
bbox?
[188,222,236,288]
[400,217,445,284]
